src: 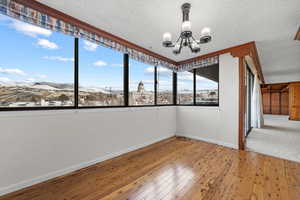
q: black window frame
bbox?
[194,64,220,107]
[77,38,125,108]
[156,66,175,106]
[176,70,194,105]
[0,36,219,111]
[176,63,220,107]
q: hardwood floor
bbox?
[1,137,300,200]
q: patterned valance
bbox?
[0,0,177,71]
[177,56,219,72]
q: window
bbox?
[177,71,193,104]
[157,66,173,104]
[195,64,219,105]
[0,14,219,111]
[0,15,74,107]
[129,59,154,106]
[78,39,124,106]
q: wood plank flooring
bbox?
[1,137,300,200]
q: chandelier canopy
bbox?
[162,3,212,55]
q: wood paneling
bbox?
[289,82,300,120]
[271,92,281,114]
[261,83,290,115]
[0,137,300,200]
[263,92,271,114]
[281,92,289,115]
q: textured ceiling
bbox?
[257,40,300,84]
[37,0,300,83]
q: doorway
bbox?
[245,66,254,137]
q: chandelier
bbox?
[162,3,212,55]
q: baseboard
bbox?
[175,133,237,149]
[0,134,174,196]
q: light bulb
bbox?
[201,27,211,36]
[163,32,172,42]
[200,27,212,43]
[182,21,192,32]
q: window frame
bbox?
[128,58,155,106]
[155,66,175,106]
[176,70,194,105]
[176,64,220,107]
[0,35,219,111]
[77,38,125,108]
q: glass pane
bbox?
[0,15,74,107]
[78,39,124,106]
[195,64,219,105]
[157,66,173,104]
[129,59,154,105]
[177,71,193,104]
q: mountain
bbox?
[79,87,110,94]
[0,81,112,94]
[34,82,73,90]
[0,81,74,90]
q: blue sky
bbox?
[0,14,217,91]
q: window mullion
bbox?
[173,72,177,105]
[154,66,157,105]
[193,68,196,105]
[124,54,129,106]
[74,38,79,108]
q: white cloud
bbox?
[0,77,12,82]
[178,71,193,81]
[43,56,74,62]
[84,40,98,51]
[35,74,48,79]
[0,67,26,76]
[37,39,58,49]
[0,15,10,21]
[93,60,107,67]
[143,80,154,84]
[196,79,218,90]
[11,20,52,37]
[26,78,35,82]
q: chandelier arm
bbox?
[187,37,194,52]
[199,38,211,44]
[167,44,175,48]
[199,36,207,44]
[179,38,184,53]
[191,35,198,43]
[176,35,181,43]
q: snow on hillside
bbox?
[31,84,59,90]
[0,81,111,94]
[79,87,110,94]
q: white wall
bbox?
[176,53,239,149]
[0,106,176,195]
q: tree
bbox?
[31,96,41,103]
[58,94,69,103]
[209,91,216,96]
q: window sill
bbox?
[177,105,220,111]
[0,106,176,117]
